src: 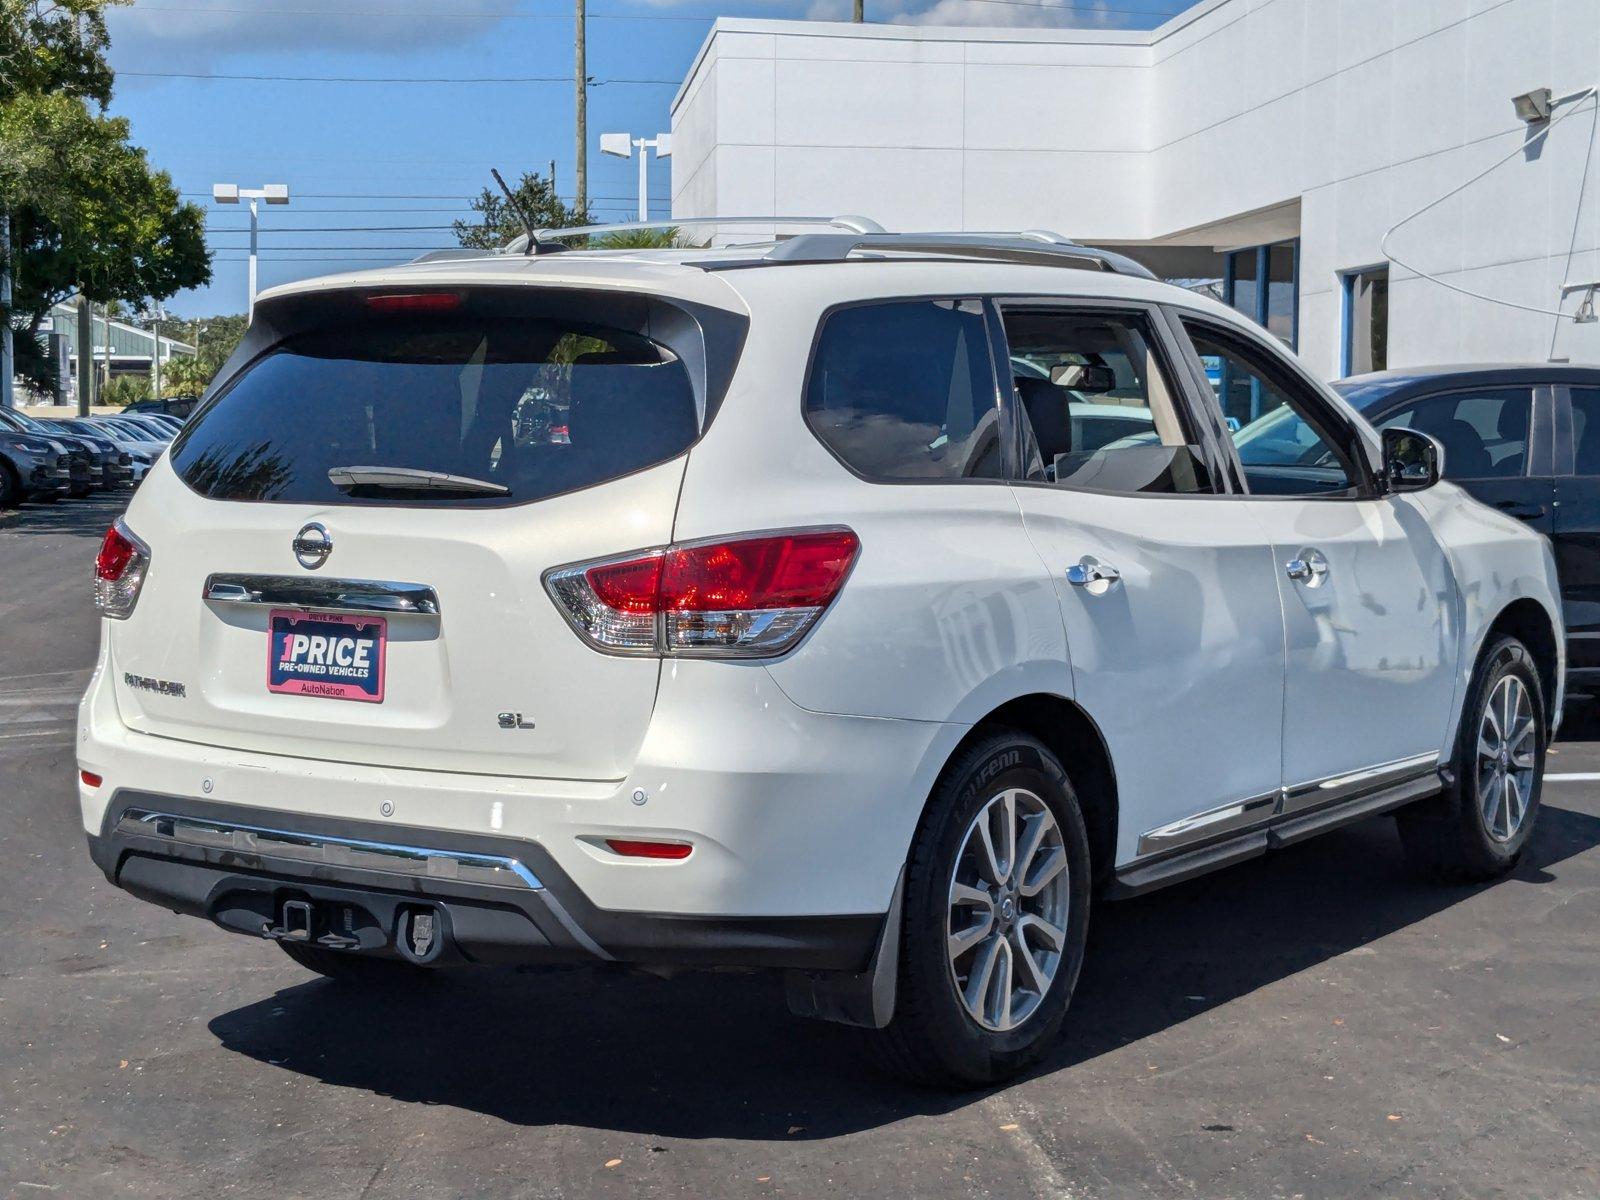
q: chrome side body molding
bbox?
[114,809,541,890]
[203,574,441,617]
[1119,754,1443,897]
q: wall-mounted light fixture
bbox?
[1512,87,1554,123]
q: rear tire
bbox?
[278,942,436,987]
[0,463,19,510]
[1398,635,1545,883]
[862,730,1092,1088]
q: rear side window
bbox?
[173,317,698,507]
[805,300,1004,480]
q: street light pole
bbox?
[600,132,672,222]
[149,303,167,400]
[212,183,290,321]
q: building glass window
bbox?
[1223,241,1299,350]
[1342,266,1389,376]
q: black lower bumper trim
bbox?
[91,791,880,972]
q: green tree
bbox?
[453,170,588,249]
[1,0,210,397]
[594,227,681,250]
[159,354,208,398]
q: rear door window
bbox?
[173,315,701,507]
[804,299,1005,480]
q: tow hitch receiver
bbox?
[262,898,362,951]
[266,899,313,943]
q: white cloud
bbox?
[105,0,521,76]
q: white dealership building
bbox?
[669,0,1600,379]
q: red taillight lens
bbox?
[545,528,859,658]
[96,524,137,581]
[660,530,860,612]
[80,770,103,788]
[586,555,664,614]
[605,839,693,860]
[94,519,150,620]
[363,291,463,314]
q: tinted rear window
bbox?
[173,317,699,506]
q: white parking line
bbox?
[1545,773,1600,782]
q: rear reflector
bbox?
[80,770,103,788]
[363,291,463,314]
[605,839,693,860]
[545,528,859,658]
[94,518,151,620]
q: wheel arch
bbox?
[1483,597,1560,735]
[952,693,1120,891]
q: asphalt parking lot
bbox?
[2,493,1597,1200]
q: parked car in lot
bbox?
[0,408,105,497]
[123,396,197,421]
[101,413,176,443]
[0,427,72,507]
[1334,364,1600,695]
[51,418,155,484]
[79,224,1563,1087]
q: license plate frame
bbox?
[266,609,387,703]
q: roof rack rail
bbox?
[754,231,1156,278]
[507,214,884,255]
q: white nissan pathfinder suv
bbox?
[79,221,1563,1086]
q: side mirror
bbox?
[1050,362,1116,394]
[1383,425,1442,492]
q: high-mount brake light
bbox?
[94,518,151,620]
[363,292,464,314]
[545,528,859,658]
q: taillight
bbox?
[94,518,151,619]
[545,528,859,658]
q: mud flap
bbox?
[783,868,903,1030]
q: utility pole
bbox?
[76,298,92,416]
[575,0,587,218]
[853,0,863,20]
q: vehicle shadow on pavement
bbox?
[0,493,126,535]
[207,800,1600,1139]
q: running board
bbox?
[1109,771,1444,899]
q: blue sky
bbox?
[102,0,1200,317]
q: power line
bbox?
[123,69,680,84]
[128,3,717,21]
[124,0,1194,21]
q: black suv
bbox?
[1335,363,1600,694]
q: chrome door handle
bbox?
[1066,558,1120,589]
[1284,550,1329,585]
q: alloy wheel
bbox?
[1477,674,1537,843]
[946,787,1070,1032]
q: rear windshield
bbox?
[173,316,700,506]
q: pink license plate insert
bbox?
[267,609,386,703]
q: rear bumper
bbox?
[78,641,961,965]
[87,795,879,969]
